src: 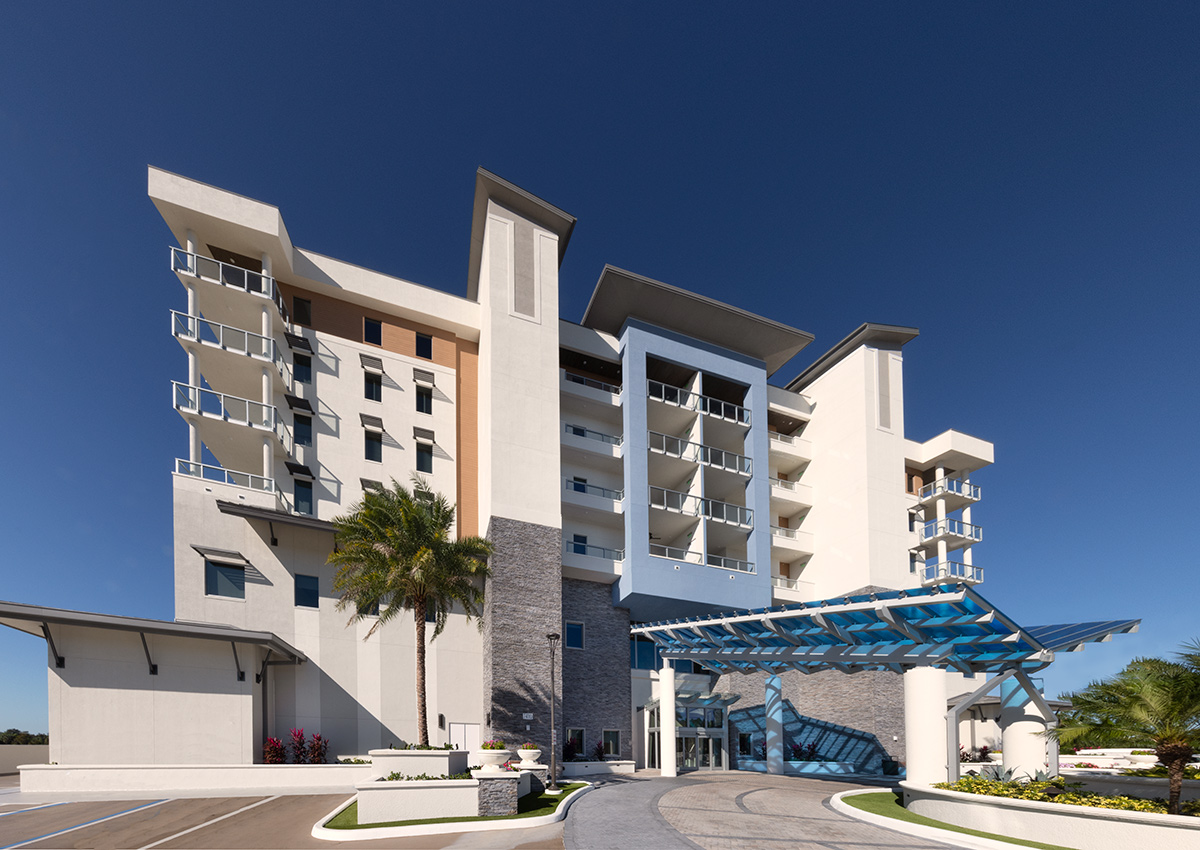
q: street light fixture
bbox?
[547,632,560,794]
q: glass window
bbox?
[295,574,319,608]
[416,443,433,473]
[571,533,587,555]
[603,730,619,757]
[566,728,584,758]
[293,297,312,326]
[294,354,312,385]
[366,431,383,462]
[416,333,432,360]
[708,707,724,728]
[205,560,245,599]
[416,385,432,414]
[564,621,584,649]
[630,635,659,670]
[364,318,382,345]
[676,706,686,727]
[364,372,382,401]
[294,414,312,447]
[738,733,752,756]
[688,708,705,728]
[295,479,313,515]
[425,599,438,623]
[358,599,380,617]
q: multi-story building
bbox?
[0,166,992,770]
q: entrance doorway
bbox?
[676,733,724,770]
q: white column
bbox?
[186,229,197,255]
[263,435,274,481]
[659,665,677,778]
[765,674,784,775]
[188,422,201,465]
[1000,678,1048,780]
[904,666,946,785]
[961,503,973,567]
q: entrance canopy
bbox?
[631,584,1139,676]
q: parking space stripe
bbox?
[137,796,279,850]
[0,804,65,820]
[0,799,169,849]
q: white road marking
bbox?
[3,799,170,849]
[137,795,281,850]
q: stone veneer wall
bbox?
[481,517,563,751]
[561,578,632,760]
[477,775,519,816]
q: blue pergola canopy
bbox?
[631,584,1139,677]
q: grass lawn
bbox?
[326,782,588,829]
[843,792,1078,850]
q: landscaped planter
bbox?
[1127,754,1158,764]
[517,748,541,767]
[560,759,635,777]
[738,759,857,776]
[1059,772,1200,804]
[471,749,513,772]
[367,748,468,779]
[902,780,1200,850]
[356,777,478,824]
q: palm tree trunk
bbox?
[415,596,428,747]
[1167,757,1184,816]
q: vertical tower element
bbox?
[903,665,947,784]
[468,170,576,747]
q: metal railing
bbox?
[564,423,622,446]
[770,476,806,492]
[706,553,755,573]
[563,371,621,395]
[649,542,698,562]
[564,541,625,560]
[918,477,982,502]
[647,380,750,425]
[171,311,292,386]
[922,561,984,584]
[772,575,803,590]
[172,381,294,454]
[919,518,983,543]
[648,486,753,527]
[768,431,796,445]
[175,458,276,493]
[565,479,624,500]
[171,247,290,324]
[647,431,752,475]
[770,525,806,540]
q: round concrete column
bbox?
[659,664,677,778]
[765,674,785,775]
[1000,678,1047,780]
[904,666,946,785]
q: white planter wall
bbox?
[20,762,374,793]
[560,760,635,777]
[368,749,468,778]
[356,778,478,824]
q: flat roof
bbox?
[786,323,919,391]
[0,600,306,662]
[581,266,815,375]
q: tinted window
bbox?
[603,730,619,756]
[565,621,584,649]
[365,372,382,401]
[366,431,383,462]
[295,574,319,608]
[416,333,432,359]
[295,479,314,515]
[294,414,313,447]
[294,354,312,385]
[293,298,312,326]
[416,386,432,414]
[416,443,433,472]
[364,318,382,345]
[205,560,245,599]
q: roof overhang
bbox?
[0,599,306,663]
[467,168,576,301]
[786,322,919,391]
[216,500,335,532]
[582,266,815,376]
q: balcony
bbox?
[921,561,984,586]
[768,430,812,475]
[648,431,751,476]
[562,540,624,584]
[915,477,982,512]
[769,476,814,510]
[706,553,755,574]
[172,311,291,398]
[770,525,814,556]
[647,380,750,426]
[919,518,983,548]
[173,458,293,511]
[565,479,623,500]
[648,486,753,528]
[171,247,290,330]
[172,381,294,472]
[561,370,621,413]
[648,544,754,574]
[772,574,815,602]
[562,478,624,524]
[562,423,623,464]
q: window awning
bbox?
[413,427,435,443]
[360,354,384,373]
[360,413,384,430]
[284,332,312,353]
[413,368,435,386]
[190,545,251,566]
[285,394,313,412]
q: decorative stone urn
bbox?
[988,752,1004,763]
[517,748,542,767]
[472,749,513,771]
[1127,753,1158,765]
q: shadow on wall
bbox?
[488,679,555,754]
[729,700,893,773]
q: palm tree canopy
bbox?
[329,477,492,638]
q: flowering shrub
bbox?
[263,737,286,764]
[290,728,308,764]
[481,739,507,750]
[520,742,539,751]
[790,742,820,761]
[385,770,472,781]
[592,740,607,762]
[338,757,371,764]
[309,732,329,764]
[934,776,1200,817]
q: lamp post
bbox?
[547,632,560,793]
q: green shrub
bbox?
[934,777,1200,817]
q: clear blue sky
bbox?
[2,3,1197,732]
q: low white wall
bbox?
[0,745,49,775]
[560,760,635,777]
[1062,772,1200,804]
[356,778,478,824]
[20,762,374,794]
[738,760,858,776]
[368,749,468,778]
[902,781,1200,850]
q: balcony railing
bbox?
[772,575,803,590]
[649,542,697,562]
[647,380,750,425]
[648,431,752,475]
[770,476,806,492]
[918,477,982,502]
[706,553,755,573]
[564,541,625,560]
[919,518,983,544]
[171,247,290,324]
[564,423,622,446]
[172,311,291,386]
[565,479,624,500]
[770,525,805,539]
[768,431,805,446]
[175,458,276,493]
[921,561,984,584]
[564,371,621,395]
[648,486,753,527]
[172,381,293,454]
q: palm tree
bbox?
[329,477,492,747]
[1054,647,1200,815]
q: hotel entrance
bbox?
[645,692,739,772]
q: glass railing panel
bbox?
[175,458,277,493]
[770,526,798,539]
[564,423,622,445]
[563,371,621,394]
[565,479,624,500]
[564,541,625,560]
[649,543,705,564]
[772,575,801,590]
[771,477,797,491]
[920,519,983,543]
[706,553,754,573]
[170,248,290,325]
[918,477,982,501]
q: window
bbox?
[630,634,660,670]
[295,480,313,515]
[602,730,619,757]
[295,574,319,608]
[294,353,312,385]
[566,728,584,757]
[358,599,380,617]
[416,443,433,473]
[738,733,752,756]
[294,414,312,447]
[571,476,587,493]
[707,708,723,728]
[425,599,438,623]
[416,333,432,360]
[364,318,382,346]
[571,533,587,555]
[293,297,312,326]
[205,560,245,599]
[564,621,584,650]
[364,372,382,402]
[416,385,432,414]
[361,478,382,493]
[365,431,383,462]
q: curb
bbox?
[829,788,1029,850]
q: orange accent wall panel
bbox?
[455,339,480,538]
